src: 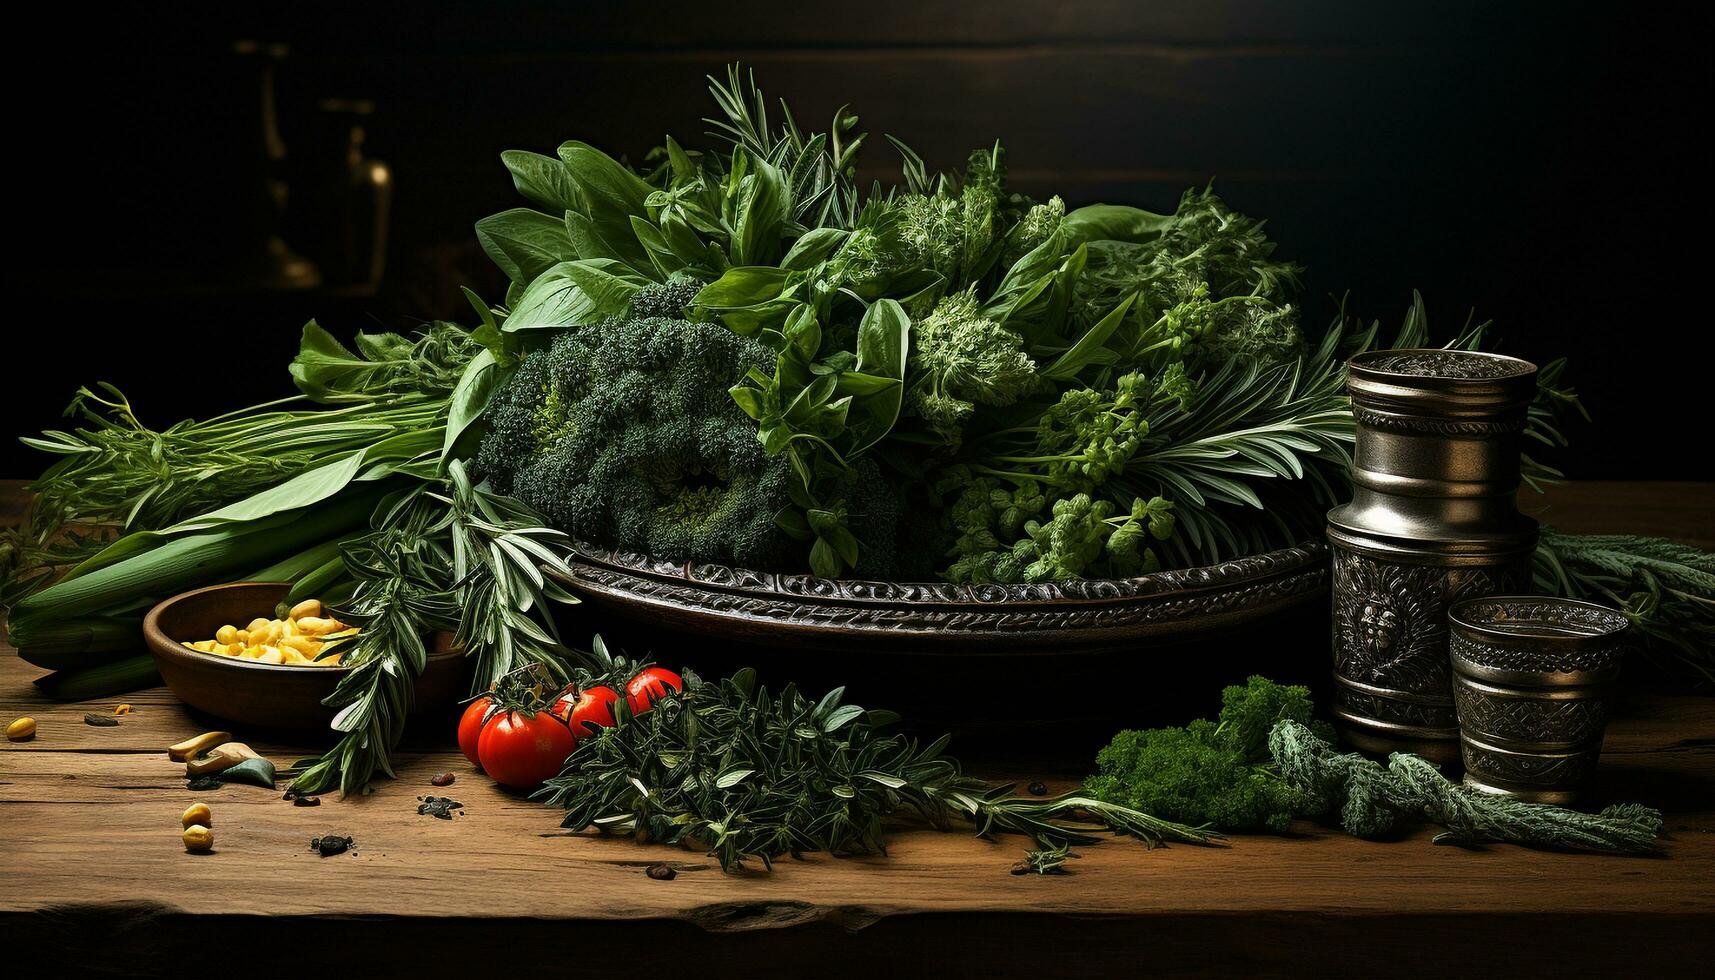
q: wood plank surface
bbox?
[3,482,1713,978]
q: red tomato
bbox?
[625,667,683,715]
[457,697,492,769]
[552,684,620,736]
[477,709,576,788]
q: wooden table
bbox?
[3,482,1712,977]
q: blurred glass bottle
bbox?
[310,98,392,289]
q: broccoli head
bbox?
[629,275,704,320]
[476,316,792,569]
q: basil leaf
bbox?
[476,208,577,285]
[1063,203,1176,245]
[501,150,583,214]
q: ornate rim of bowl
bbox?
[1448,594,1631,686]
[553,540,1330,653]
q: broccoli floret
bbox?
[843,458,903,578]
[477,316,792,569]
[1083,676,1335,833]
[629,275,704,320]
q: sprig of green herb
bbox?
[291,463,579,795]
[539,666,1219,872]
[1535,528,1715,686]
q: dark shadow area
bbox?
[6,1,1710,480]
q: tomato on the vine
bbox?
[457,697,492,769]
[552,685,620,737]
[476,709,575,788]
[625,667,683,715]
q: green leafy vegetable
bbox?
[1085,676,1332,833]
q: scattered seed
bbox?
[416,795,463,820]
[310,834,354,857]
[113,704,133,716]
[5,717,34,741]
[294,795,321,807]
[182,803,213,829]
[430,772,456,787]
[645,864,678,881]
[1027,781,1049,796]
[83,712,120,727]
[183,825,215,853]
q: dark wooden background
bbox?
[8,1,1709,479]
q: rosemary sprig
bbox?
[538,666,1220,872]
[1534,528,1715,686]
[291,462,580,795]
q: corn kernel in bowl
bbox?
[181,600,355,667]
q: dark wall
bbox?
[10,1,1710,479]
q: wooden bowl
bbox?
[143,582,468,732]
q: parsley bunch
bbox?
[1085,676,1334,833]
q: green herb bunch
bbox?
[539,661,1220,872]
[1085,676,1334,832]
[1535,528,1715,685]
[2,322,475,607]
[291,461,579,795]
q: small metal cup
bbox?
[1447,596,1631,804]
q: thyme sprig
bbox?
[538,665,1220,872]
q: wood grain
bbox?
[3,481,1713,976]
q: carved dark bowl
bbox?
[552,541,1330,656]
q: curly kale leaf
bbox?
[475,316,792,568]
[1084,676,1335,833]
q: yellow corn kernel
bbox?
[215,624,238,644]
[281,635,319,656]
[288,598,322,621]
[182,802,212,828]
[6,717,35,741]
[246,617,271,633]
[255,647,285,665]
[294,616,336,635]
[182,825,214,853]
[235,629,250,644]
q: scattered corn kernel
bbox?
[183,825,214,853]
[177,601,358,669]
[114,704,133,716]
[7,717,36,741]
[182,802,212,828]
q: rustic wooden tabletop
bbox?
[2,481,1712,978]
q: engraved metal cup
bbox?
[1448,596,1631,804]
[1327,349,1539,762]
